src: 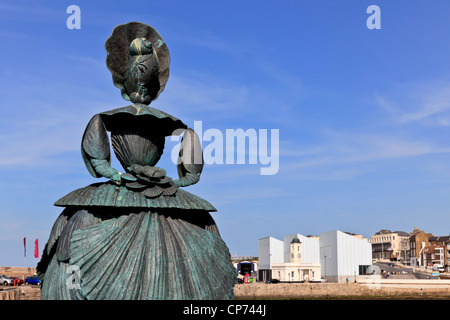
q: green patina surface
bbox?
[37,22,236,300]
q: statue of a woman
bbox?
[37,22,236,300]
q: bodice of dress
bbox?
[100,104,186,172]
[70,103,213,204]
[110,126,165,171]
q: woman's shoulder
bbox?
[100,103,186,126]
[98,103,187,135]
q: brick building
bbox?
[426,235,450,272]
[409,228,434,267]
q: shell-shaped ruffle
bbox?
[54,181,216,212]
[123,165,178,198]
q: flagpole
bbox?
[23,237,26,268]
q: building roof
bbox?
[393,231,409,237]
[290,236,301,244]
[409,229,434,240]
[429,236,450,243]
[375,229,392,235]
[423,245,446,254]
[374,229,409,237]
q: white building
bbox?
[271,236,321,282]
[258,237,284,268]
[258,234,321,282]
[320,230,373,283]
[258,230,373,283]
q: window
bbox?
[359,265,370,275]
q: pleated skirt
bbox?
[39,207,237,300]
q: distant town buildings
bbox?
[271,236,321,283]
[258,230,372,283]
[408,228,434,266]
[247,227,450,283]
[422,235,450,271]
[369,230,409,260]
[258,234,321,282]
[368,227,450,272]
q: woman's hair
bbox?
[105,22,170,102]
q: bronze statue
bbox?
[37,22,236,300]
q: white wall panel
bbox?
[258,237,283,269]
[283,234,320,264]
[319,230,372,278]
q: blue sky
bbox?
[1,0,450,267]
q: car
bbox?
[25,276,41,285]
[10,277,24,286]
[265,279,280,284]
[433,264,445,273]
[0,275,13,286]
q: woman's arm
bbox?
[81,114,122,182]
[173,128,204,187]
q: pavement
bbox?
[0,284,39,291]
[375,261,450,277]
[358,278,450,289]
[362,262,450,289]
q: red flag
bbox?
[23,237,26,258]
[34,239,39,258]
